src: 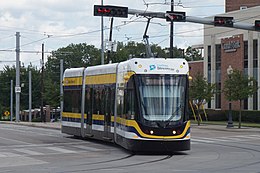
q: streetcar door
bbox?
[103,87,111,140]
[86,87,93,136]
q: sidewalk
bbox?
[0,121,61,130]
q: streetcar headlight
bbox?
[172,130,177,135]
[150,130,154,135]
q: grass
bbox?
[191,120,260,128]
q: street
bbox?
[0,123,260,173]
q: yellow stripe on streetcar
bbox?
[62,112,190,139]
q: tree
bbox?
[44,43,101,108]
[223,70,257,128]
[185,46,203,61]
[189,72,216,125]
[0,64,40,119]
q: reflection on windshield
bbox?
[137,75,186,122]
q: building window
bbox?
[244,41,248,66]
[215,83,221,109]
[253,40,258,110]
[244,40,248,110]
[216,44,221,62]
[215,44,221,109]
[208,45,211,83]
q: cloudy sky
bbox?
[0,0,225,69]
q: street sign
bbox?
[4,111,10,116]
[94,5,128,18]
[15,86,21,93]
[165,11,186,22]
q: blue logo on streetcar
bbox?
[150,65,156,70]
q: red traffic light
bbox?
[255,20,260,31]
[165,11,186,22]
[214,16,234,27]
[94,5,128,18]
[97,8,111,14]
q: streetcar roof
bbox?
[120,58,189,75]
[63,67,85,78]
[84,63,118,76]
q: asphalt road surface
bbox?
[0,123,260,173]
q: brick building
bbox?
[202,3,260,111]
[226,0,260,12]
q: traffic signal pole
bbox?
[170,0,174,58]
[128,9,258,32]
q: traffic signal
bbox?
[214,16,234,27]
[255,20,260,31]
[94,5,128,18]
[165,11,186,22]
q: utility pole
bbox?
[170,0,174,58]
[10,80,13,122]
[41,43,45,122]
[107,17,114,63]
[101,0,104,64]
[15,32,20,122]
[29,71,32,122]
[60,59,63,121]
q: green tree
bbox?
[44,43,101,108]
[0,64,40,119]
[223,70,257,128]
[189,72,215,125]
[185,46,203,61]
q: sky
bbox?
[0,0,225,70]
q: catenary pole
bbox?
[41,43,45,122]
[60,59,63,121]
[29,71,32,122]
[10,80,13,122]
[15,32,20,122]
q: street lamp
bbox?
[227,65,234,128]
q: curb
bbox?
[0,121,61,130]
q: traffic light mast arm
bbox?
[128,9,165,18]
[128,9,258,32]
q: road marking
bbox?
[73,145,103,152]
[0,152,21,158]
[0,157,46,168]
[14,149,44,156]
[0,136,31,145]
[0,141,91,150]
[46,147,77,154]
[192,138,215,143]
[193,134,260,144]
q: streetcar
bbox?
[62,58,190,152]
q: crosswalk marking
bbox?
[14,149,44,156]
[192,134,260,144]
[0,152,21,158]
[73,145,103,152]
[45,147,77,154]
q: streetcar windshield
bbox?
[136,74,186,122]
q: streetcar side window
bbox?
[124,76,137,119]
[63,89,81,113]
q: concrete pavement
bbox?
[0,121,61,130]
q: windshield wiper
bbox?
[164,105,182,126]
[141,99,149,115]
